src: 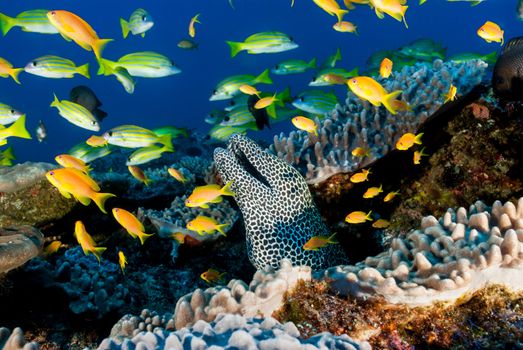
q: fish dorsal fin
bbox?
[502,37,523,55]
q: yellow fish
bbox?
[477,21,504,45]
[185,181,235,208]
[372,219,390,228]
[323,73,348,85]
[55,154,91,173]
[344,0,370,8]
[363,184,383,198]
[444,84,457,103]
[239,84,261,97]
[254,94,278,109]
[187,215,229,236]
[383,190,399,202]
[0,57,23,84]
[312,0,349,23]
[413,147,428,165]
[345,210,373,224]
[292,116,318,136]
[396,132,423,151]
[128,165,151,186]
[112,208,154,245]
[347,76,402,114]
[351,146,370,157]
[47,10,113,59]
[118,251,127,273]
[168,168,187,183]
[44,240,63,256]
[369,0,408,28]
[379,57,393,78]
[171,232,185,244]
[189,13,201,38]
[74,220,106,262]
[86,135,108,147]
[303,233,338,251]
[390,100,412,112]
[332,21,358,34]
[350,168,371,183]
[200,268,226,284]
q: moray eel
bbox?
[214,134,348,270]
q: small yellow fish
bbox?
[444,84,457,103]
[292,116,318,136]
[200,268,226,284]
[55,154,91,173]
[86,135,108,147]
[168,168,187,183]
[254,94,278,109]
[303,233,338,251]
[379,57,393,78]
[0,57,23,84]
[345,210,373,224]
[74,220,106,262]
[323,73,347,85]
[372,219,390,228]
[112,208,154,244]
[189,13,201,38]
[185,181,235,208]
[413,147,428,165]
[350,168,371,183]
[347,76,402,114]
[363,184,383,198]
[239,84,261,97]
[370,0,408,28]
[332,21,358,34]
[313,0,349,23]
[390,100,412,112]
[118,251,127,273]
[477,21,504,45]
[128,165,151,186]
[383,190,399,202]
[187,215,229,236]
[171,232,185,244]
[396,132,423,151]
[44,240,63,256]
[351,147,370,157]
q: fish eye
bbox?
[275,65,279,69]
[312,77,316,82]
[289,36,294,42]
[50,171,54,175]
[91,121,97,125]
[351,79,357,84]
[10,109,14,114]
[108,131,113,137]
[142,15,147,21]
[300,97,305,102]
[50,11,56,15]
[114,208,119,212]
[32,61,38,66]
[224,116,230,121]
[212,89,217,94]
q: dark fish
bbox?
[247,94,270,130]
[492,37,523,101]
[36,119,47,142]
[69,85,108,121]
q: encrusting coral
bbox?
[214,134,348,270]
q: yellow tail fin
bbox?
[382,90,403,115]
[137,231,154,245]
[220,180,235,197]
[10,68,23,84]
[216,224,229,237]
[91,247,107,263]
[93,38,114,60]
[77,63,90,79]
[92,191,116,214]
[5,115,31,139]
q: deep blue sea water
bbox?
[0,0,517,163]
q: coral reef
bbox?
[109,309,175,342]
[214,134,348,270]
[270,59,488,184]
[0,162,76,227]
[0,226,44,274]
[0,328,38,350]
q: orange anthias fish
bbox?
[118,251,127,273]
[44,240,63,256]
[351,147,370,158]
[112,208,154,245]
[444,84,457,103]
[396,132,423,151]
[47,10,113,59]
[324,73,348,85]
[332,21,358,34]
[369,0,408,28]
[303,233,338,250]
[86,135,108,147]
[254,94,278,109]
[74,220,106,262]
[345,210,373,224]
[128,165,151,186]
[413,147,428,165]
[168,168,187,183]
[347,76,402,114]
[363,184,383,198]
[372,219,390,228]
[477,21,504,45]
[383,190,399,202]
[292,116,318,135]
[313,0,349,23]
[379,57,393,78]
[0,57,23,84]
[188,13,201,38]
[187,215,229,236]
[390,99,412,112]
[55,154,91,173]
[350,168,371,183]
[239,84,261,97]
[185,181,235,208]
[200,268,226,284]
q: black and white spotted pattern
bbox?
[214,135,348,271]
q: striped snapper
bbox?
[103,125,173,149]
[272,58,317,75]
[0,103,24,125]
[112,67,135,94]
[0,9,59,36]
[220,105,255,127]
[120,8,154,39]
[50,94,100,131]
[309,67,359,86]
[226,31,298,57]
[225,95,249,111]
[97,51,180,78]
[24,55,90,79]
[209,122,257,141]
[210,69,273,101]
[126,144,174,165]
[68,142,112,163]
[292,90,339,115]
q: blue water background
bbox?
[0,0,517,163]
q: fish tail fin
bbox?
[220,180,235,197]
[144,177,153,186]
[92,192,116,214]
[402,6,408,28]
[77,63,90,79]
[137,231,154,245]
[308,57,317,68]
[334,47,342,63]
[93,38,113,60]
[327,232,338,244]
[6,115,31,139]
[216,224,229,237]
[366,211,373,221]
[158,134,173,151]
[335,9,349,23]
[2,146,15,160]
[92,247,107,263]
[382,90,403,115]
[120,18,129,39]
[0,13,15,36]
[254,68,273,85]
[414,133,424,145]
[276,87,291,104]
[96,57,112,75]
[10,68,23,84]
[226,41,243,57]
[484,51,497,64]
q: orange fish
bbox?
[383,190,399,202]
[303,233,338,250]
[168,168,187,183]
[477,21,504,45]
[86,135,108,147]
[128,165,151,186]
[171,232,185,244]
[396,132,423,151]
[372,219,390,228]
[200,268,226,284]
[345,210,372,224]
[47,10,113,59]
[351,147,370,157]
[118,251,127,273]
[347,76,402,114]
[185,181,234,208]
[74,220,106,262]
[292,116,318,135]
[0,57,23,84]
[239,84,261,97]
[55,154,91,173]
[188,13,201,38]
[444,84,457,103]
[390,100,411,112]
[112,208,154,245]
[44,240,63,256]
[363,184,383,198]
[413,147,428,165]
[350,168,371,183]
[379,57,393,78]
[254,94,278,109]
[332,21,358,34]
[323,73,348,85]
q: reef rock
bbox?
[0,328,38,350]
[0,226,44,274]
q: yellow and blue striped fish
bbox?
[24,55,90,79]
[102,125,173,149]
[272,58,317,75]
[0,103,24,125]
[210,69,273,101]
[97,51,180,78]
[126,144,174,166]
[0,146,15,166]
[310,67,359,86]
[209,123,256,141]
[292,90,339,115]
[220,105,254,127]
[0,9,58,36]
[50,94,100,131]
[68,142,112,163]
[226,31,298,58]
[120,8,154,39]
